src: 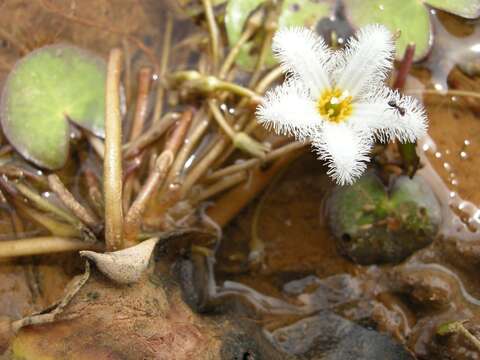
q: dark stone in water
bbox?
[328,172,441,265]
[270,311,414,360]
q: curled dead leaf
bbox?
[80,237,159,284]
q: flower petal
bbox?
[336,24,394,99]
[350,87,428,143]
[256,80,321,140]
[272,27,332,98]
[312,123,372,185]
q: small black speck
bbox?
[87,291,100,300]
[342,233,352,242]
[290,3,301,12]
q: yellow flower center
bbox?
[317,88,353,123]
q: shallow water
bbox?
[1,1,480,359]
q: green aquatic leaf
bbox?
[344,0,480,62]
[423,0,480,19]
[343,0,432,61]
[0,44,106,170]
[225,0,334,70]
[328,172,441,265]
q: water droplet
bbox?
[422,143,430,151]
[152,74,159,81]
[435,151,442,159]
[451,179,459,186]
[460,151,468,159]
[443,162,451,171]
[464,139,471,146]
[449,191,457,199]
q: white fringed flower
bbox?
[256,25,427,185]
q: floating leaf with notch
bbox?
[343,0,480,61]
[0,44,106,170]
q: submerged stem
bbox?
[0,237,102,258]
[47,174,100,231]
[123,112,179,159]
[104,48,124,251]
[124,151,174,244]
[152,13,173,124]
[202,0,221,71]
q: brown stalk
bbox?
[393,43,415,90]
[129,67,153,140]
[122,112,179,159]
[207,141,306,181]
[47,174,100,231]
[104,48,124,250]
[123,151,174,244]
[164,110,194,156]
[0,237,103,258]
[84,170,104,218]
[167,110,210,183]
[194,172,247,203]
[180,136,228,197]
[152,13,173,125]
[123,67,153,210]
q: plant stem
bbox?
[84,169,104,218]
[165,110,194,156]
[208,99,235,138]
[129,67,153,140]
[124,151,174,244]
[167,111,210,182]
[152,13,173,124]
[19,206,79,238]
[104,48,124,251]
[180,136,228,197]
[195,172,247,202]
[207,147,304,227]
[249,19,276,87]
[86,134,105,159]
[123,112,179,158]
[255,65,283,93]
[393,43,415,90]
[169,71,262,103]
[207,141,306,181]
[0,237,103,258]
[47,174,100,231]
[202,0,221,71]
[123,67,153,210]
[394,44,419,178]
[14,182,83,230]
[219,17,260,79]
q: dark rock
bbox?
[269,311,414,360]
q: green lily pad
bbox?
[328,172,441,265]
[225,0,334,70]
[424,0,480,19]
[0,44,106,170]
[344,0,480,62]
[343,0,432,61]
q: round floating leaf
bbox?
[343,0,432,61]
[225,0,334,70]
[328,172,441,265]
[0,44,106,170]
[423,0,480,19]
